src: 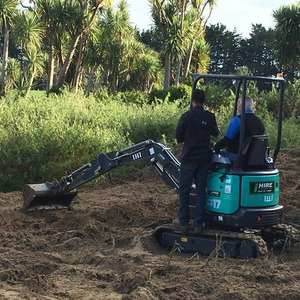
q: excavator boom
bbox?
[22,140,182,211]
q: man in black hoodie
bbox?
[174,89,219,232]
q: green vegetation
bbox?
[0,1,299,96]
[1,82,299,192]
[0,91,182,191]
[0,1,299,192]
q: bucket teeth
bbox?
[22,183,77,211]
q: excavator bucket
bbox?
[23,183,78,211]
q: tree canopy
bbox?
[0,0,298,97]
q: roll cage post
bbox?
[191,73,285,166]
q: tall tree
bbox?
[151,0,216,88]
[205,23,242,74]
[98,0,137,94]
[13,10,44,97]
[273,2,300,70]
[55,0,109,90]
[130,47,163,92]
[0,0,18,96]
[33,0,111,92]
[34,0,58,93]
[190,37,210,74]
[240,24,278,89]
[181,0,216,82]
[151,0,191,88]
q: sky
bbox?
[124,0,299,37]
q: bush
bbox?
[1,82,299,192]
[261,80,300,120]
[199,82,234,109]
[0,92,182,191]
[122,101,183,144]
[148,84,191,105]
[113,90,149,105]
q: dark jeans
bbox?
[178,162,209,228]
[219,150,236,163]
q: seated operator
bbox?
[214,96,264,162]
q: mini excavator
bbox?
[23,74,297,259]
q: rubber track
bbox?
[155,224,268,257]
[272,223,299,239]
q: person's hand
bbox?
[214,142,221,154]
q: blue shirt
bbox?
[225,110,254,140]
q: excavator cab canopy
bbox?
[191,73,285,168]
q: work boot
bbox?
[172,219,189,232]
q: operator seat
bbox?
[234,135,268,169]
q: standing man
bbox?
[214,96,264,162]
[174,89,219,233]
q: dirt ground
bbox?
[0,148,299,300]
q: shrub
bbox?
[113,90,149,105]
[122,101,183,144]
[261,80,300,120]
[148,84,191,104]
[1,82,299,192]
[200,82,234,109]
[0,92,182,191]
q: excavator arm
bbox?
[23,140,182,211]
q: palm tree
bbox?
[34,0,58,93]
[0,0,19,96]
[13,11,44,49]
[55,0,111,90]
[12,11,44,97]
[273,3,300,69]
[132,47,163,92]
[190,37,210,74]
[100,0,136,94]
[23,45,45,97]
[182,0,216,82]
[84,25,106,96]
[151,0,200,88]
[6,58,21,90]
[33,0,111,92]
[151,0,183,88]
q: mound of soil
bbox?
[0,149,299,299]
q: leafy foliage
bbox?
[273,2,300,69]
[0,91,182,191]
[148,84,191,104]
[1,81,300,192]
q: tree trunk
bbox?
[182,39,196,83]
[47,44,54,94]
[111,72,118,95]
[1,27,9,96]
[175,58,181,86]
[94,68,108,92]
[73,63,84,93]
[73,34,87,92]
[149,82,154,93]
[84,66,97,96]
[164,53,171,89]
[54,1,102,90]
[24,68,36,98]
[55,33,82,89]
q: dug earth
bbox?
[0,148,299,300]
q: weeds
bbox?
[0,84,299,192]
[204,234,225,266]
